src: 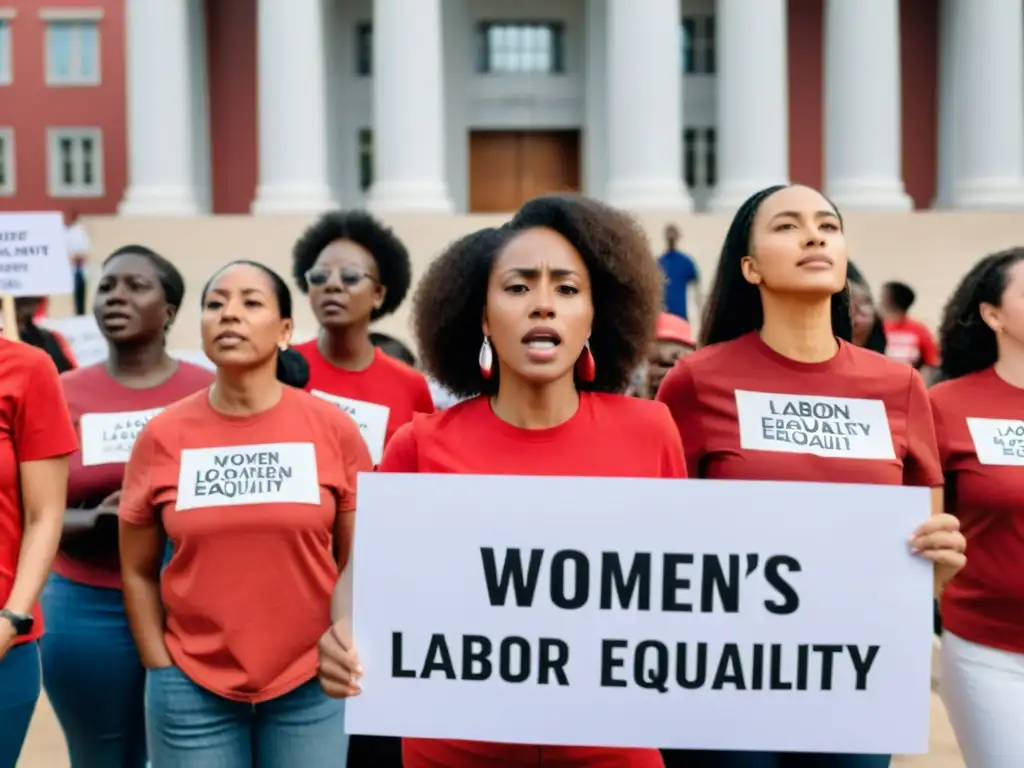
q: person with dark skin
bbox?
[6,297,78,373]
[292,211,434,471]
[879,280,940,375]
[846,263,887,354]
[316,195,683,768]
[39,245,213,768]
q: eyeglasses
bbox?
[305,267,379,288]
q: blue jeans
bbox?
[145,665,347,768]
[0,641,41,767]
[40,572,148,768]
[664,752,890,767]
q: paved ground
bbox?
[20,692,965,767]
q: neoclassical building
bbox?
[2,0,1024,215]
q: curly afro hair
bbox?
[291,210,412,321]
[938,247,1024,381]
[412,194,663,399]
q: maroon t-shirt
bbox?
[54,361,214,589]
[931,367,1024,653]
[656,332,943,487]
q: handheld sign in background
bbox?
[311,390,389,464]
[345,474,933,755]
[0,212,73,297]
[38,314,108,367]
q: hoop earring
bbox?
[576,340,596,383]
[479,336,494,380]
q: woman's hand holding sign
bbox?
[318,620,363,698]
[911,494,966,596]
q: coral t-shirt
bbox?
[118,386,372,702]
[378,392,684,768]
[884,317,939,368]
[655,332,943,488]
[930,367,1024,653]
[295,341,435,464]
[0,338,78,645]
[55,361,214,589]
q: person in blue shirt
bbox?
[658,224,701,320]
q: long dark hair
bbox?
[938,247,1024,380]
[201,260,310,389]
[700,185,853,347]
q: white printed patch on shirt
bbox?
[735,390,896,459]
[311,390,389,464]
[966,418,1024,466]
[175,442,321,511]
[80,407,165,467]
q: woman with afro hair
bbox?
[316,194,684,768]
[291,210,434,468]
[928,248,1024,767]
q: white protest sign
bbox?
[735,390,896,459]
[346,474,933,755]
[0,212,73,297]
[176,442,321,510]
[311,390,389,464]
[170,348,216,372]
[80,407,164,466]
[967,417,1024,466]
[38,314,108,367]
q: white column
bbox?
[366,0,453,213]
[950,0,1024,209]
[824,0,912,211]
[118,0,203,216]
[709,0,789,212]
[605,0,692,212]
[250,0,335,215]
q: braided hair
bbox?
[938,247,1024,380]
[700,185,852,348]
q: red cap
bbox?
[656,313,696,347]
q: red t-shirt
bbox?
[294,341,435,462]
[118,386,372,702]
[55,361,214,589]
[0,338,78,644]
[884,317,939,368]
[655,332,943,487]
[378,392,683,768]
[930,367,1024,653]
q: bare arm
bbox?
[4,457,69,615]
[119,519,173,668]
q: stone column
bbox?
[250,0,336,214]
[709,0,789,212]
[118,0,204,215]
[950,0,1024,209]
[604,0,692,212]
[824,0,912,210]
[366,0,453,213]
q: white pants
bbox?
[940,630,1024,767]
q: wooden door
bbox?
[469,130,581,213]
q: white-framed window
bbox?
[476,21,566,74]
[0,18,12,85]
[0,128,14,195]
[45,20,100,85]
[683,127,717,189]
[47,128,104,197]
[681,16,715,74]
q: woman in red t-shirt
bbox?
[318,194,684,768]
[654,184,965,768]
[118,260,372,767]
[0,335,78,766]
[40,245,213,767]
[929,247,1024,767]
[292,211,435,469]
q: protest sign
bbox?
[345,474,933,755]
[0,212,73,298]
[38,314,108,366]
